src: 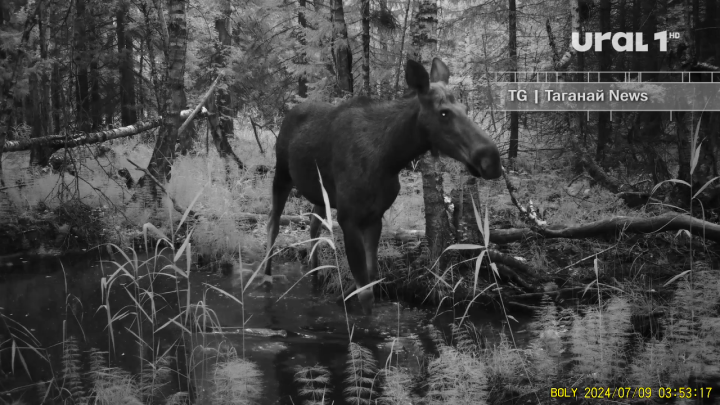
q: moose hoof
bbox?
[357,289,375,315]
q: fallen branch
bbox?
[249,118,265,154]
[4,109,207,153]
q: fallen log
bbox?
[490,213,720,244]
[3,109,207,153]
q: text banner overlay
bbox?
[492,82,720,111]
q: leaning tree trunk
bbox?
[332,0,353,95]
[144,0,188,185]
[409,0,453,263]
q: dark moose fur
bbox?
[263,58,502,314]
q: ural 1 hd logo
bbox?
[572,31,680,52]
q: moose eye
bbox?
[440,110,451,119]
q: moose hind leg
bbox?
[308,204,327,270]
[338,215,374,314]
[362,219,383,284]
[263,173,293,285]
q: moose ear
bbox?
[429,58,450,84]
[405,59,430,95]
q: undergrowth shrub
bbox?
[630,270,720,388]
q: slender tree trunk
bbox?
[692,0,700,58]
[29,1,54,166]
[117,0,137,125]
[361,0,371,95]
[631,0,641,71]
[394,0,412,92]
[508,0,518,160]
[207,94,244,183]
[571,0,586,149]
[145,0,188,183]
[297,0,309,97]
[596,0,612,162]
[409,0,452,262]
[676,112,691,183]
[74,0,91,132]
[88,11,101,131]
[214,0,236,158]
[332,0,353,95]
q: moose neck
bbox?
[377,97,431,174]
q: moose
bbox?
[262,58,502,314]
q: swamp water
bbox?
[0,251,533,404]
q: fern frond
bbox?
[378,367,413,405]
[212,355,263,405]
[345,342,379,405]
[570,297,631,385]
[451,323,479,355]
[61,337,86,403]
[295,364,332,405]
[426,345,488,404]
